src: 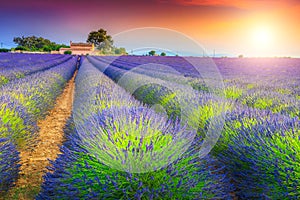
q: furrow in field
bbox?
[2,71,77,200]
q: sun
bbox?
[252,27,273,48]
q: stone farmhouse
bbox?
[58,41,95,55]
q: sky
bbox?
[0,0,299,57]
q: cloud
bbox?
[175,0,246,7]
[158,0,299,9]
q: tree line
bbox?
[9,28,127,55]
[3,28,167,55]
[13,36,69,52]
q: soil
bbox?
[3,72,76,200]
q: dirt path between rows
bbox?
[3,72,77,200]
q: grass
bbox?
[0,75,9,86]
[224,86,243,99]
[0,104,30,149]
[253,97,273,109]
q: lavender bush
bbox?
[0,138,20,193]
[213,107,300,199]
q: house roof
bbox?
[70,48,94,51]
[71,43,93,47]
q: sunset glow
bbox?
[1,0,300,199]
[247,26,276,56]
[0,0,299,57]
[253,28,272,47]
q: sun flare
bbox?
[252,27,273,47]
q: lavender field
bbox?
[1,53,300,199]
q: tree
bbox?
[160,52,166,56]
[0,48,9,52]
[114,47,127,55]
[15,46,30,51]
[100,36,113,51]
[87,28,113,51]
[149,50,156,56]
[13,35,68,52]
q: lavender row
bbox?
[92,56,300,94]
[0,138,20,193]
[93,55,202,77]
[212,107,300,199]
[0,53,72,87]
[92,56,223,95]
[0,56,77,193]
[88,56,229,123]
[94,56,300,118]
[89,55,300,198]
[38,59,231,199]
[214,58,300,118]
[0,53,65,69]
[0,56,77,147]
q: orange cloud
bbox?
[164,0,299,9]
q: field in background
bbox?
[1,53,299,199]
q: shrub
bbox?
[64,50,72,55]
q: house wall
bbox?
[59,43,94,55]
[70,49,93,55]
